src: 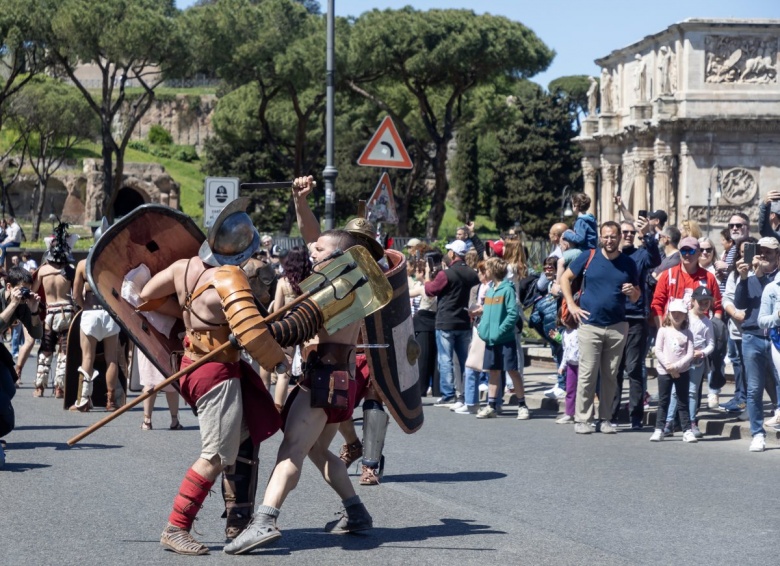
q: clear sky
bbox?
[175,0,778,88]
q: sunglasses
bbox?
[680,248,698,256]
[729,223,745,229]
[700,247,713,252]
[622,230,637,236]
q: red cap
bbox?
[487,240,504,257]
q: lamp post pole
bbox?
[560,185,572,221]
[322,0,337,231]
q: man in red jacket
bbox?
[650,236,723,326]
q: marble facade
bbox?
[576,19,780,238]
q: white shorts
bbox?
[80,309,120,341]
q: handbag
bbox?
[309,367,350,409]
[465,326,486,371]
[560,249,596,326]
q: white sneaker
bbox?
[600,420,617,434]
[682,430,698,443]
[516,405,530,420]
[449,401,465,412]
[542,387,556,398]
[476,406,497,419]
[750,435,766,452]
[707,394,720,409]
[454,404,477,415]
[556,414,575,424]
[552,386,566,400]
[765,409,780,427]
[649,429,663,442]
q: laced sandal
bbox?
[359,465,380,486]
[160,523,209,555]
[338,440,363,467]
[33,386,44,398]
[170,415,183,430]
[141,416,153,430]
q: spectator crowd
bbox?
[407,190,780,452]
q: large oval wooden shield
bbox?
[62,310,130,410]
[363,249,423,433]
[86,205,204,378]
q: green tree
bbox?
[8,76,98,239]
[492,91,582,238]
[451,127,479,223]
[0,0,46,215]
[186,0,327,232]
[346,7,554,239]
[548,75,591,132]
[35,0,188,221]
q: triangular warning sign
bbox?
[366,172,399,224]
[357,116,413,169]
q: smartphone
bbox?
[743,242,757,265]
[427,257,435,272]
[638,209,647,219]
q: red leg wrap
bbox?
[168,468,214,530]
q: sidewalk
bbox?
[498,363,780,445]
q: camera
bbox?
[19,287,31,299]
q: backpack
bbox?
[560,249,596,326]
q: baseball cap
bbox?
[679,236,700,251]
[691,286,714,301]
[668,298,688,313]
[405,238,422,248]
[487,240,504,257]
[445,240,468,256]
[771,201,780,215]
[648,210,668,223]
[758,236,780,250]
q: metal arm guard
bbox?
[212,265,286,373]
[266,299,324,348]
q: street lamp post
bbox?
[560,185,573,220]
[706,165,722,235]
[322,0,337,230]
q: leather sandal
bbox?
[170,415,183,430]
[141,416,153,430]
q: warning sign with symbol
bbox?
[357,116,413,169]
[366,172,398,224]
[204,177,239,227]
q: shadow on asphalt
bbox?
[7,441,123,451]
[229,518,505,555]
[2,462,51,472]
[380,471,506,483]
[14,425,84,431]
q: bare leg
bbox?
[507,370,525,398]
[259,368,271,390]
[261,388,327,509]
[488,370,502,399]
[273,372,291,409]
[79,332,98,376]
[307,423,357,501]
[102,333,120,394]
[142,387,157,428]
[338,419,359,444]
[165,390,181,427]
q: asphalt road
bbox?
[2,364,778,566]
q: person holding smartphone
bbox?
[759,190,780,242]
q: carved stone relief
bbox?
[688,205,759,225]
[705,35,778,84]
[720,167,758,205]
[600,68,614,113]
[658,46,676,95]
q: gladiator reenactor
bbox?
[70,218,123,412]
[139,199,288,555]
[32,222,78,398]
[225,177,390,555]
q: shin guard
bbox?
[35,351,52,388]
[169,468,214,530]
[362,408,389,469]
[221,438,260,537]
[73,367,98,410]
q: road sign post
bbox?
[204,177,239,228]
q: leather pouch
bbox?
[310,368,349,409]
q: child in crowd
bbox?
[652,299,698,443]
[562,193,597,251]
[553,315,579,424]
[665,287,714,438]
[476,257,529,420]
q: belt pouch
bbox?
[309,366,349,410]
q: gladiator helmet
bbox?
[44,220,78,263]
[93,217,110,242]
[343,216,384,261]
[198,197,260,267]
